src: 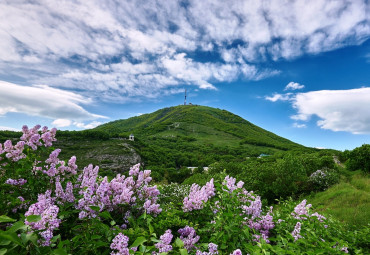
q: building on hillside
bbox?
[258,153,269,158]
[129,134,134,141]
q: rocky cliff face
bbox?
[55,138,142,173]
[84,141,141,172]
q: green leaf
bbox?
[130,236,147,248]
[0,239,11,246]
[110,220,116,226]
[8,221,27,233]
[52,248,68,255]
[0,216,16,223]
[91,235,102,240]
[148,223,154,234]
[99,211,112,220]
[89,205,100,212]
[0,248,7,255]
[139,245,146,253]
[150,237,160,243]
[174,238,184,248]
[0,232,23,247]
[179,248,188,255]
[26,215,41,223]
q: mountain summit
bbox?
[95,105,303,151]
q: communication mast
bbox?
[184,89,187,105]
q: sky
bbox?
[0,0,369,151]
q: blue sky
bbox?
[0,0,369,150]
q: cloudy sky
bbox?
[0,0,369,150]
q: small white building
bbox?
[129,134,134,141]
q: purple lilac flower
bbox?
[77,163,161,218]
[196,243,218,255]
[43,149,78,179]
[5,178,27,186]
[230,249,242,255]
[178,226,200,251]
[110,233,130,255]
[20,125,56,150]
[341,247,349,253]
[292,199,311,220]
[292,222,302,241]
[25,190,61,246]
[55,181,75,203]
[311,212,326,222]
[183,179,215,212]
[155,229,173,253]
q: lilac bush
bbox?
[155,229,173,253]
[24,190,61,246]
[183,178,215,212]
[77,163,161,219]
[110,233,130,255]
[0,125,363,254]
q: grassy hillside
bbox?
[308,170,370,228]
[95,105,304,151]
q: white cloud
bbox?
[0,81,106,121]
[0,126,20,131]
[74,121,103,129]
[285,82,305,91]
[52,119,72,128]
[293,123,307,128]
[265,93,293,102]
[0,0,368,101]
[292,87,370,134]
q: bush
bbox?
[346,144,370,173]
[308,168,340,191]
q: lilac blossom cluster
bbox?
[230,249,242,255]
[223,175,244,193]
[289,200,329,244]
[196,243,218,255]
[241,196,274,243]
[0,140,26,162]
[5,178,27,186]
[292,199,326,222]
[110,233,130,255]
[226,182,274,243]
[40,149,77,180]
[25,190,61,246]
[292,222,302,241]
[21,125,57,149]
[77,163,161,219]
[155,229,173,253]
[0,125,56,163]
[178,226,200,251]
[183,179,215,212]
[55,181,75,203]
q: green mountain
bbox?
[1,105,312,180]
[95,105,303,151]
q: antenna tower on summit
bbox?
[184,89,187,105]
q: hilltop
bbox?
[0,105,314,179]
[95,105,303,151]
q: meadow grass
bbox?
[308,170,370,229]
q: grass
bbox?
[308,170,370,228]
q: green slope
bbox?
[95,105,303,150]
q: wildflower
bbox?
[110,233,130,255]
[292,222,302,241]
[25,190,61,246]
[230,249,242,255]
[183,179,215,212]
[155,229,173,253]
[178,226,200,251]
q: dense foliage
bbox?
[0,126,368,254]
[344,144,370,173]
